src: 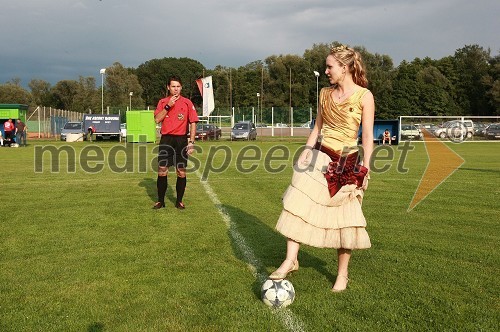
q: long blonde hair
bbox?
[330,45,368,88]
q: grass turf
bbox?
[0,139,498,331]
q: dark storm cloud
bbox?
[0,0,498,86]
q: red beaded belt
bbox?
[315,143,368,197]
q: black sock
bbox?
[176,177,187,203]
[157,176,168,203]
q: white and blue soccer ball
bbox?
[261,278,295,308]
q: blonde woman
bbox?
[270,45,375,292]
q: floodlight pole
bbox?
[129,91,133,111]
[100,68,106,114]
[257,92,260,123]
[314,71,320,121]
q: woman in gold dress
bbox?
[270,45,375,292]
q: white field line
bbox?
[195,170,306,332]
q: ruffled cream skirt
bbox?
[275,149,371,249]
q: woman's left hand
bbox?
[360,175,369,190]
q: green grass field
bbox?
[1,139,499,331]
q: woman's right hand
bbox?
[297,147,313,166]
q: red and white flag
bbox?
[196,76,215,117]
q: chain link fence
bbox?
[209,106,314,128]
[26,106,128,138]
[399,116,500,142]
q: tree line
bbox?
[0,42,498,119]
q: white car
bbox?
[60,121,85,141]
[400,124,422,140]
[434,120,474,139]
[300,121,312,128]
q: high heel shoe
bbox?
[331,275,349,293]
[152,202,165,209]
[269,259,299,280]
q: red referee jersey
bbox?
[155,96,199,135]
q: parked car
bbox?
[300,121,312,128]
[400,124,422,140]
[231,121,257,140]
[416,123,438,132]
[484,123,500,140]
[194,123,221,140]
[434,120,474,139]
[60,121,85,141]
[473,122,487,137]
[274,123,289,128]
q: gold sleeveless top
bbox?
[319,87,369,153]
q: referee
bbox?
[153,76,199,209]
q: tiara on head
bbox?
[331,44,347,53]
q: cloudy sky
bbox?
[1,0,498,87]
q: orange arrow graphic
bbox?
[408,129,464,211]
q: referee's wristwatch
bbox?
[188,140,195,144]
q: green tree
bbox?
[453,45,492,115]
[211,65,233,113]
[135,57,205,108]
[357,47,395,119]
[388,60,423,117]
[105,62,144,111]
[262,55,311,124]
[482,54,500,115]
[11,42,500,119]
[28,79,53,106]
[231,61,264,108]
[51,80,79,111]
[0,80,32,105]
[416,64,458,116]
[265,54,310,108]
[72,76,99,113]
[303,43,332,109]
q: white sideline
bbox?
[195,170,306,332]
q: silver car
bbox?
[60,122,85,141]
[231,121,257,140]
[434,120,474,139]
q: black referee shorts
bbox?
[158,134,189,168]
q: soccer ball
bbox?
[261,278,295,308]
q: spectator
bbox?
[3,118,14,145]
[382,129,391,145]
[15,119,27,146]
[88,125,96,142]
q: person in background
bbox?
[15,119,27,146]
[87,125,96,142]
[382,128,391,145]
[152,76,199,210]
[3,118,14,146]
[270,44,375,293]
